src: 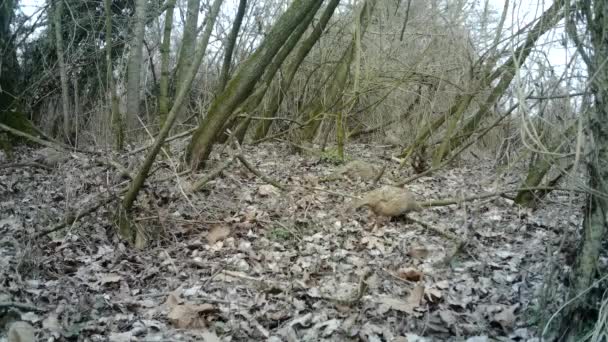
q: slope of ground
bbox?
[0,143,583,341]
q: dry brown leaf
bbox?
[207,224,231,244]
[425,288,443,303]
[377,284,424,314]
[167,299,218,329]
[493,304,518,329]
[407,247,430,259]
[398,267,424,282]
[407,284,425,308]
[258,184,279,197]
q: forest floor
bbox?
[0,143,584,341]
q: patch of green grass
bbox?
[268,227,292,241]
[319,147,349,165]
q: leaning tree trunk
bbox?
[430,0,566,163]
[184,0,321,170]
[120,0,224,245]
[297,0,376,146]
[252,0,341,141]
[217,0,247,93]
[125,0,147,134]
[562,0,608,338]
[175,0,200,90]
[53,0,72,144]
[221,0,325,145]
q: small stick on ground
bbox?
[190,156,238,192]
[236,154,287,191]
[33,195,119,238]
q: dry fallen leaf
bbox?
[166,293,218,329]
[207,224,231,244]
[426,287,443,302]
[377,284,425,314]
[99,273,122,285]
[408,284,425,308]
[407,247,430,259]
[258,184,279,197]
[398,267,424,282]
[493,304,518,330]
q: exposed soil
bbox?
[0,143,583,341]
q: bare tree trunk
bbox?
[104,0,123,150]
[120,0,224,245]
[175,0,200,88]
[158,0,177,127]
[217,0,247,93]
[562,0,608,338]
[126,0,147,134]
[184,0,322,170]
[53,0,71,144]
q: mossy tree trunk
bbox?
[297,0,376,146]
[175,0,200,90]
[252,0,341,141]
[184,0,321,170]
[561,0,608,338]
[217,0,247,93]
[222,0,324,145]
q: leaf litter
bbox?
[0,143,584,341]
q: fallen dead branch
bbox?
[33,194,119,239]
[190,156,238,192]
[236,154,287,191]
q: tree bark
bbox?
[125,0,147,134]
[53,0,72,144]
[104,0,123,149]
[175,0,200,88]
[158,0,177,127]
[184,0,322,170]
[217,0,247,93]
[562,0,608,338]
[252,0,341,141]
[220,0,324,144]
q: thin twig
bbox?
[236,154,287,191]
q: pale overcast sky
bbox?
[17,0,570,71]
